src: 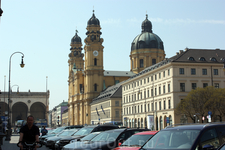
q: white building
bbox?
[121,48,225,130]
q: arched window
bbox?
[94,83,97,91]
[94,58,97,66]
[199,57,206,61]
[188,57,195,61]
[140,59,144,68]
[210,57,217,62]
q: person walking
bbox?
[41,126,48,136]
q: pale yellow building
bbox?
[122,48,225,130]
[68,11,135,125]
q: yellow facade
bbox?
[68,12,166,125]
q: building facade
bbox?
[68,12,166,125]
[122,48,225,130]
[0,91,49,126]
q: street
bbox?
[1,134,49,150]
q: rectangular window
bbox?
[134,94,136,101]
[164,101,166,110]
[168,84,171,92]
[159,73,161,79]
[191,68,196,75]
[155,74,157,80]
[159,101,161,110]
[180,83,185,92]
[147,77,149,83]
[155,88,157,96]
[151,76,153,81]
[137,81,139,86]
[151,89,153,97]
[144,79,146,84]
[214,69,218,75]
[168,69,170,76]
[202,69,207,75]
[148,104,150,112]
[163,85,165,94]
[192,83,197,90]
[151,103,154,111]
[152,59,156,65]
[115,111,119,118]
[115,101,119,106]
[140,59,144,68]
[203,83,208,88]
[163,71,165,77]
[155,102,157,111]
[179,68,184,74]
[148,90,149,97]
[159,87,161,95]
[214,83,219,88]
[140,80,142,85]
[132,95,133,101]
[168,100,171,109]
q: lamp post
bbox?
[5,52,25,141]
[11,84,19,94]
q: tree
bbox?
[175,86,225,123]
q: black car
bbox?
[141,122,225,150]
[55,132,101,150]
[57,124,119,149]
[62,128,150,150]
[40,125,83,144]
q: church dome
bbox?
[87,10,100,26]
[71,30,81,44]
[131,15,164,51]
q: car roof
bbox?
[164,122,225,131]
[104,128,150,133]
[83,124,119,128]
[134,131,158,135]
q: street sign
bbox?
[208,111,212,115]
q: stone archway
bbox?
[12,102,28,126]
[30,102,46,120]
[0,102,8,116]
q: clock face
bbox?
[93,50,99,56]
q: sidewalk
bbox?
[1,134,19,150]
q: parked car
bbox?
[57,124,119,149]
[40,126,68,144]
[141,122,225,150]
[40,126,83,144]
[62,128,150,150]
[217,142,225,150]
[55,132,101,150]
[45,129,78,149]
[113,131,158,150]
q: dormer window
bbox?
[199,57,206,61]
[210,57,217,62]
[188,57,195,61]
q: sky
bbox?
[0,0,225,110]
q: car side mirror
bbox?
[203,144,214,150]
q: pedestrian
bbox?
[41,126,48,136]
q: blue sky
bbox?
[0,0,225,110]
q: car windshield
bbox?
[52,127,65,134]
[143,129,200,149]
[58,130,77,136]
[73,127,94,136]
[81,132,100,141]
[121,134,154,147]
[91,131,121,142]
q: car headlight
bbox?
[56,140,60,144]
[70,139,77,143]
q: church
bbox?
[67,11,165,125]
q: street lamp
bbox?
[11,84,19,94]
[5,52,25,141]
